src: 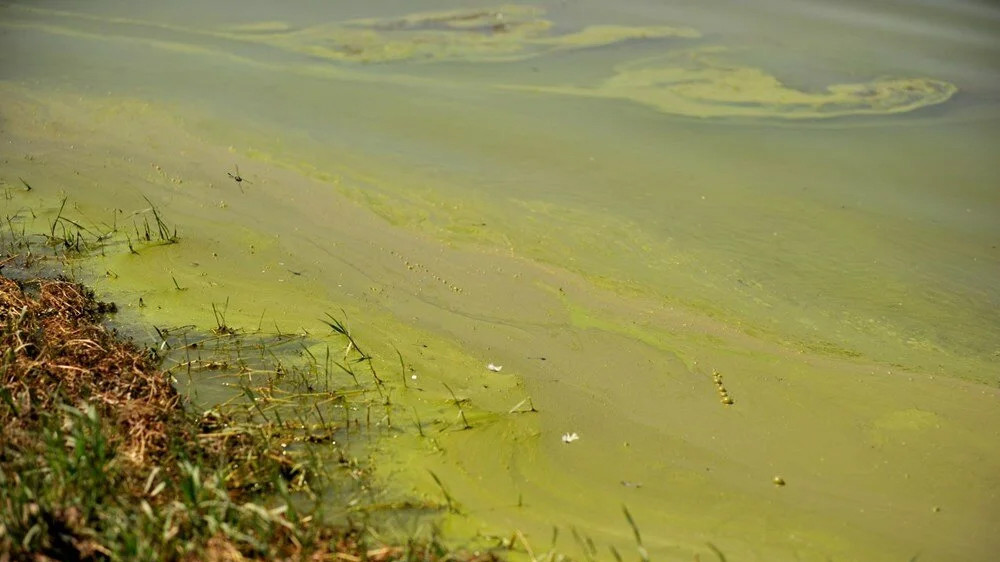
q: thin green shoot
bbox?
[623,504,649,562]
[427,470,460,513]
[442,382,471,430]
[707,542,728,562]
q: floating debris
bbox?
[773,476,786,486]
[713,369,734,406]
[508,397,538,414]
[561,432,580,443]
[487,363,503,372]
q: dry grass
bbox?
[0,276,177,465]
[0,273,499,562]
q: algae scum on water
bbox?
[0,198,515,560]
[2,1,958,120]
[1,0,999,561]
[185,3,961,118]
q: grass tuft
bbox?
[0,273,499,561]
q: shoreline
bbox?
[0,263,504,560]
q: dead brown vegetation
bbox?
[0,273,499,561]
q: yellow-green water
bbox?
[1,1,999,560]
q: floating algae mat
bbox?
[1,2,955,120]
[215,6,701,65]
[515,46,958,119]
[1,0,999,560]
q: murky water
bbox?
[2,1,999,560]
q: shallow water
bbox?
[1,1,999,560]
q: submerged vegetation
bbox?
[2,188,178,263]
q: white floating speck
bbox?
[562,432,580,443]
[487,363,503,372]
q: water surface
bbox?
[1,1,998,560]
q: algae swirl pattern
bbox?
[4,2,959,119]
[218,4,959,119]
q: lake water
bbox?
[2,1,999,560]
